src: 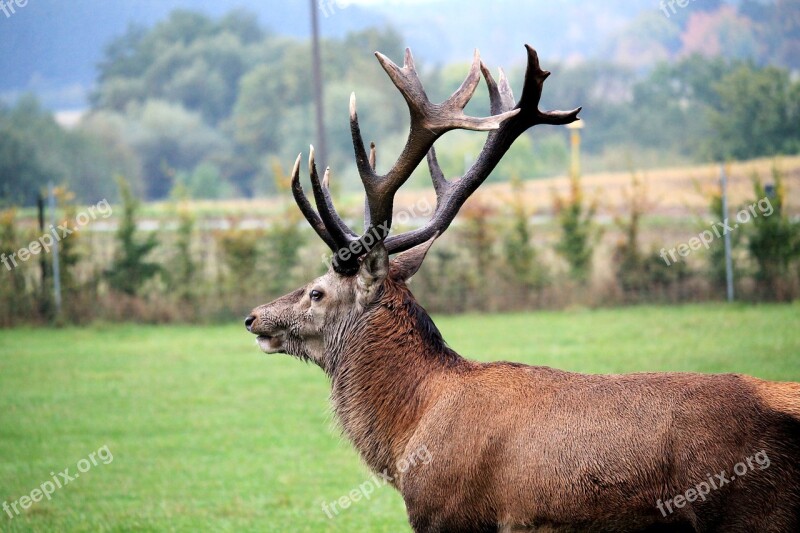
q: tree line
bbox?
[2,9,799,208]
[1,168,798,326]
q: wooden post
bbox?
[48,184,62,315]
[720,165,734,302]
[37,192,47,294]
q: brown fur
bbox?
[248,260,800,532]
[347,279,800,532]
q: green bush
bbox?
[502,176,548,291]
[105,176,162,296]
[747,168,800,300]
[554,175,601,283]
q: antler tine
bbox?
[481,62,516,115]
[322,167,331,189]
[426,147,449,201]
[517,45,582,127]
[308,146,358,246]
[290,153,338,251]
[350,92,377,186]
[363,142,376,230]
[322,166,359,238]
[449,49,483,111]
[384,44,581,255]
[369,142,377,171]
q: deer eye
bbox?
[309,289,324,302]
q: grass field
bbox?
[1,303,799,532]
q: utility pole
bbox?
[310,0,328,168]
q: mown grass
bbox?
[1,303,799,532]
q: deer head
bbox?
[245,45,580,374]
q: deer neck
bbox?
[329,282,464,477]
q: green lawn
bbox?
[1,303,799,532]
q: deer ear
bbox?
[356,242,389,307]
[390,233,438,282]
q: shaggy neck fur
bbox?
[329,278,465,478]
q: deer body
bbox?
[246,46,800,532]
[323,277,800,532]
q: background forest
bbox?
[1,0,799,325]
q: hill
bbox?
[2,0,771,109]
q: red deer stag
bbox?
[246,46,800,532]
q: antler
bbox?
[292,45,580,274]
[385,46,580,254]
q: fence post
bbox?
[720,165,734,302]
[48,184,62,316]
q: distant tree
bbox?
[218,9,265,44]
[231,49,312,157]
[680,7,761,60]
[0,208,33,324]
[169,205,197,302]
[747,168,800,300]
[740,0,800,70]
[264,213,305,295]
[94,10,256,124]
[0,122,49,206]
[540,61,634,154]
[0,97,64,206]
[605,12,680,66]
[612,172,649,292]
[554,175,601,283]
[173,162,232,200]
[460,201,496,284]
[502,175,548,291]
[771,0,800,69]
[0,96,128,206]
[630,54,739,159]
[215,226,262,303]
[123,100,230,199]
[708,65,800,160]
[106,177,162,295]
[52,187,83,295]
[458,200,496,310]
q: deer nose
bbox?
[244,315,256,331]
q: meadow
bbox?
[1,303,799,532]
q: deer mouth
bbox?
[256,333,286,354]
